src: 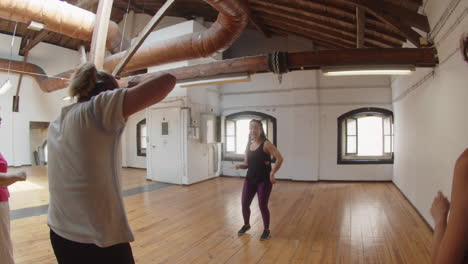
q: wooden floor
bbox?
[7,166,433,264]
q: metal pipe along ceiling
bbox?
[103,0,250,73]
[0,0,250,91]
[0,0,128,54]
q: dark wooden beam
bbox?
[336,0,427,47]
[116,0,149,14]
[19,30,50,56]
[250,0,403,46]
[19,30,34,55]
[287,48,438,68]
[356,7,365,48]
[112,0,175,76]
[15,54,28,97]
[90,0,114,69]
[263,19,354,49]
[119,48,438,86]
[267,27,342,50]
[363,0,429,32]
[74,0,99,11]
[249,15,271,38]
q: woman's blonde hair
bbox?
[69,63,119,101]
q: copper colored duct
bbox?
[103,0,250,73]
[0,58,71,92]
[0,0,128,53]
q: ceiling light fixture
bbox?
[322,65,415,76]
[177,73,251,88]
[28,21,45,31]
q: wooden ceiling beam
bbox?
[262,16,356,47]
[267,27,342,50]
[249,15,271,38]
[19,30,51,56]
[381,0,423,13]
[334,0,427,47]
[263,19,354,49]
[253,5,396,48]
[356,7,365,48]
[356,0,429,32]
[115,0,150,14]
[19,30,34,54]
[74,0,99,11]
[250,0,403,45]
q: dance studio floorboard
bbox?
[8,166,432,263]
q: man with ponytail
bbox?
[235,119,283,241]
[47,63,176,263]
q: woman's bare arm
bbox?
[0,171,26,187]
[264,141,283,184]
[432,149,468,264]
[123,73,176,119]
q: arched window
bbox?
[224,111,277,161]
[338,107,394,164]
[137,119,147,157]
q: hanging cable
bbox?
[119,0,132,52]
[0,67,71,80]
[7,22,18,79]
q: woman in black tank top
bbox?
[235,119,283,241]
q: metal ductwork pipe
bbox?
[103,0,250,73]
[0,0,128,53]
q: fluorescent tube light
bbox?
[322,65,415,76]
[177,73,251,88]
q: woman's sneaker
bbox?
[237,225,251,236]
[260,230,271,241]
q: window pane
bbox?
[141,124,147,137]
[357,116,383,156]
[384,135,391,153]
[262,120,267,136]
[347,119,356,136]
[347,136,357,153]
[162,122,169,135]
[384,117,391,135]
[226,136,235,152]
[236,119,251,154]
[226,120,235,136]
[141,136,147,149]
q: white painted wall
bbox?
[123,111,147,168]
[392,0,468,226]
[220,71,393,181]
[0,34,80,166]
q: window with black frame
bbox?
[137,119,147,157]
[338,108,394,164]
[223,111,277,161]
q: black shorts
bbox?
[50,229,135,264]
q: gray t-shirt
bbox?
[47,88,134,247]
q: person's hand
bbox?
[235,164,242,170]
[431,191,450,225]
[270,172,277,184]
[15,171,27,181]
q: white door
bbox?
[147,107,182,184]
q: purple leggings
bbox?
[241,179,273,229]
